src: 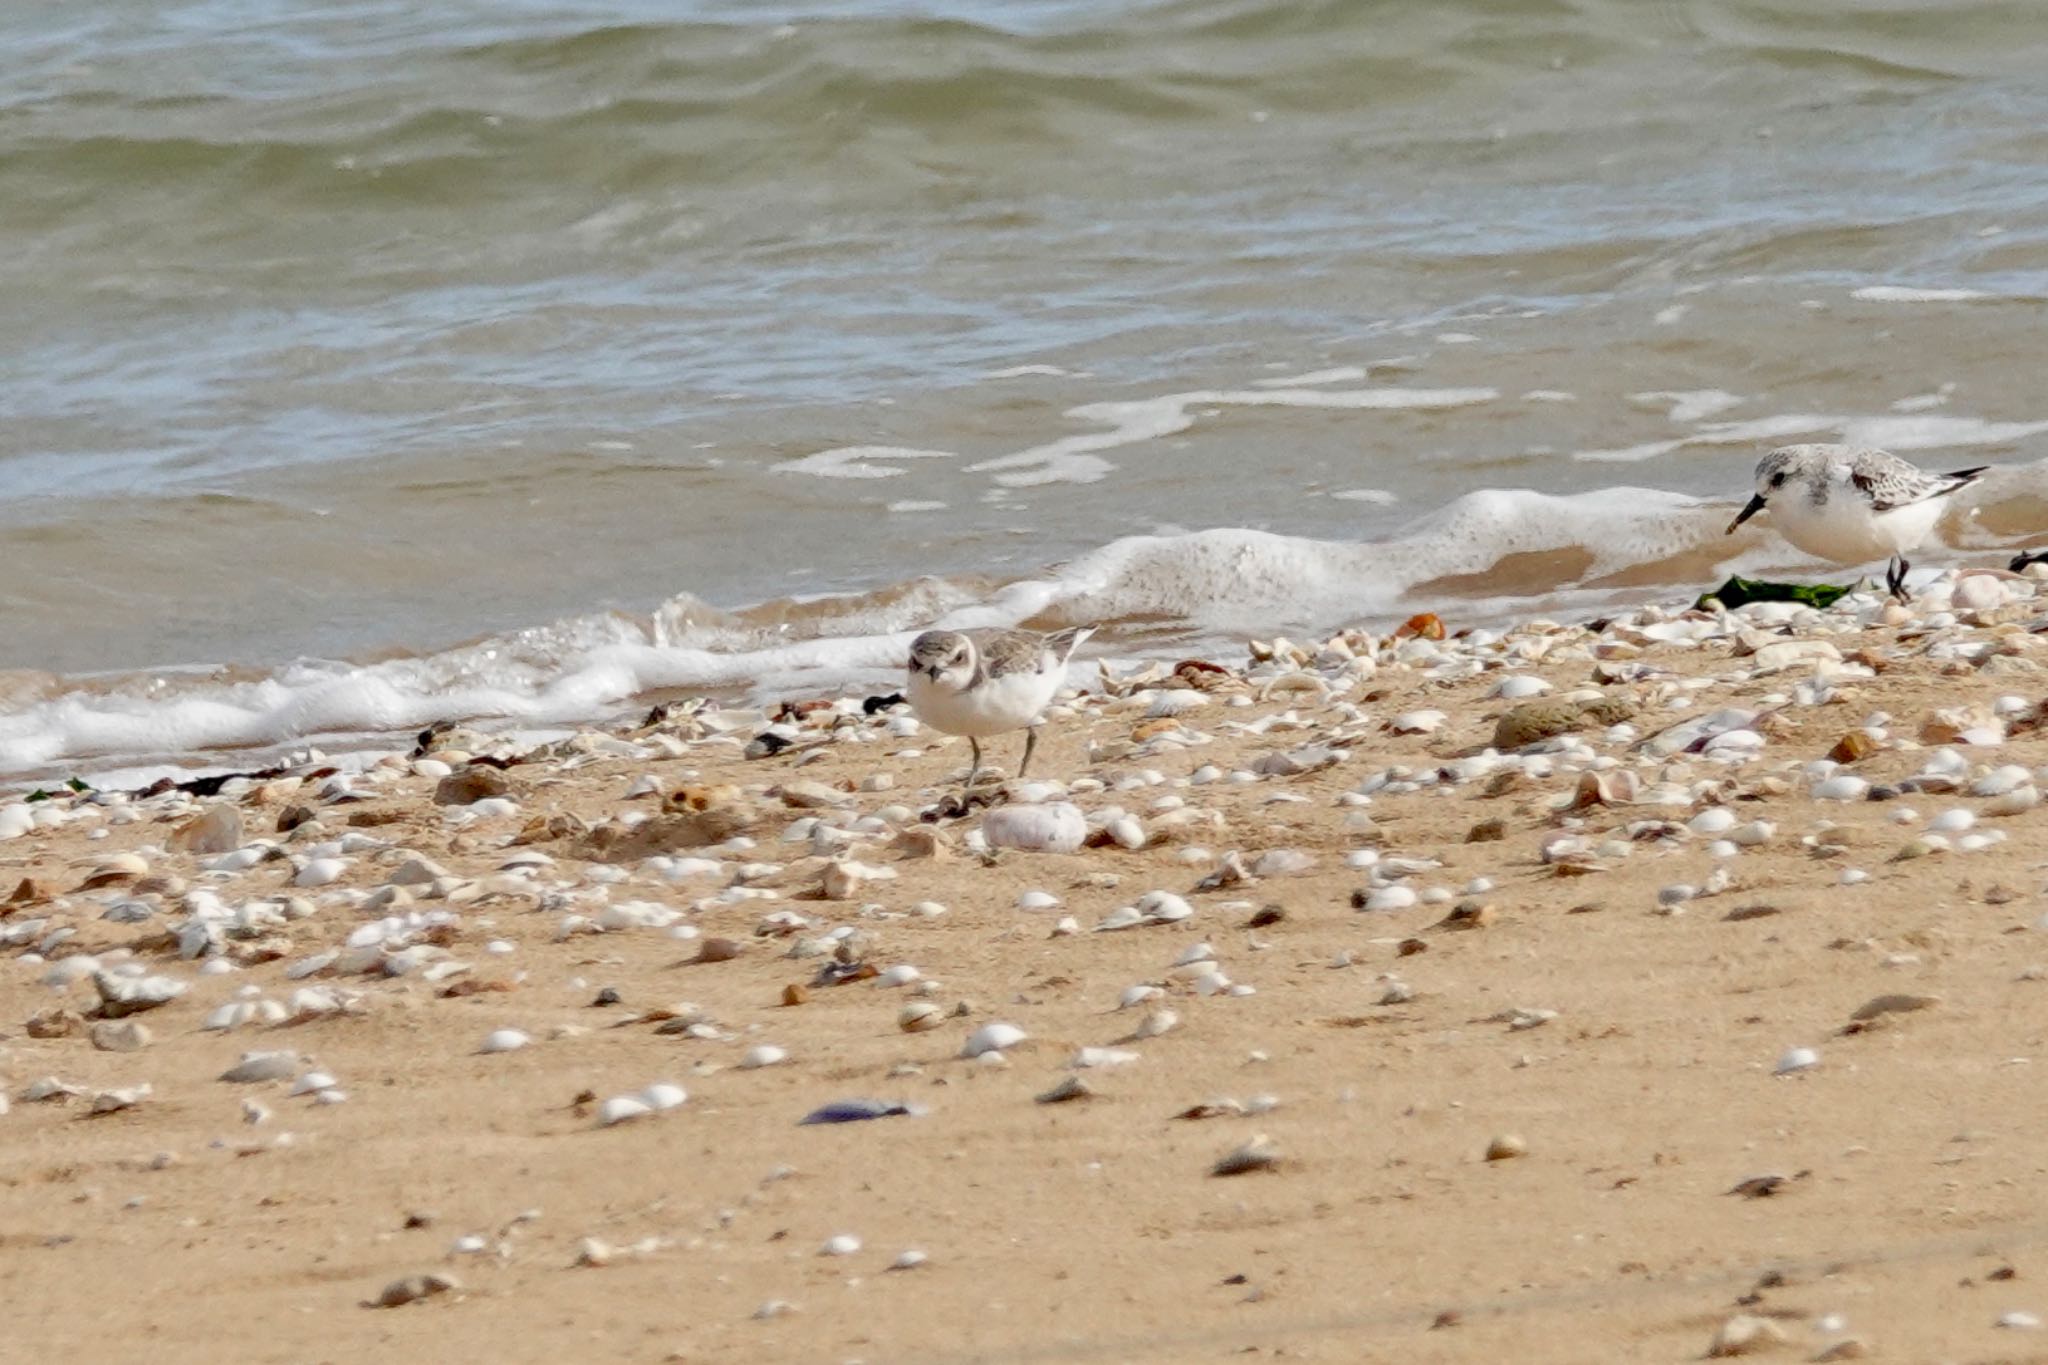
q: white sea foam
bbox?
[1576,411,2048,463]
[1851,286,1991,303]
[964,384,1499,488]
[774,446,955,479]
[8,459,2043,779]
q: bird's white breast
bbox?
[906,665,1062,737]
[1769,481,1944,565]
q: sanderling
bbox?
[1727,443,1985,600]
[905,625,1093,814]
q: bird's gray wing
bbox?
[967,626,1094,681]
[1847,449,1982,512]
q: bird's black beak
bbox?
[924,665,943,680]
[1726,494,1767,535]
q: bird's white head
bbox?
[1728,443,1836,533]
[907,630,976,691]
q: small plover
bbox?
[1727,443,1985,600]
[905,625,1093,812]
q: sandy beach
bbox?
[9,570,2048,1363]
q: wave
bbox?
[7,470,2036,779]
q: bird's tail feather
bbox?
[1046,625,1095,662]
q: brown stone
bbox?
[434,767,514,807]
[1827,731,1876,764]
[781,983,809,1007]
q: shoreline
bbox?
[5,566,2048,1360]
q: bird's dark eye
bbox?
[1769,472,1786,487]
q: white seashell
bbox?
[219,1051,301,1083]
[1774,1047,1820,1075]
[0,806,34,840]
[289,1071,338,1096]
[1048,915,1080,937]
[1174,943,1215,966]
[1132,1008,1179,1039]
[640,1082,688,1111]
[1973,765,2033,797]
[1999,1310,2043,1330]
[1105,815,1148,850]
[1687,808,1737,835]
[961,1022,1027,1058]
[897,1002,944,1033]
[1987,786,2040,817]
[1361,886,1417,912]
[982,803,1087,854]
[1016,890,1060,911]
[819,1234,862,1257]
[1072,1046,1141,1068]
[294,858,348,888]
[1119,984,1165,1010]
[1929,808,1976,833]
[739,1045,788,1070]
[204,1002,256,1032]
[480,1029,530,1055]
[1250,849,1314,877]
[1138,891,1193,923]
[1146,689,1209,717]
[1389,710,1445,734]
[598,1095,652,1127]
[889,1249,928,1271]
[1729,821,1775,847]
[1954,574,2010,613]
[876,964,920,987]
[1490,675,1552,700]
[1095,906,1145,932]
[1812,775,1869,801]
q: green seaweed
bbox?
[1695,576,1852,612]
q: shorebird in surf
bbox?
[905,625,1093,815]
[1727,443,1986,601]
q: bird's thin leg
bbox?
[1887,556,1911,603]
[960,736,983,810]
[1018,726,1040,781]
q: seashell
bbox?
[598,1096,653,1127]
[1131,1008,1179,1040]
[1987,786,2039,817]
[981,804,1087,855]
[204,1002,256,1032]
[1104,815,1148,850]
[23,1077,84,1103]
[819,1234,861,1257]
[1484,1133,1528,1161]
[1137,890,1194,923]
[1849,993,1939,1022]
[94,971,186,1018]
[219,1051,302,1084]
[1774,1046,1820,1075]
[1688,808,1737,835]
[290,1071,339,1096]
[1490,674,1552,700]
[479,1029,530,1055]
[1036,1076,1095,1104]
[1812,775,1868,801]
[1015,890,1060,911]
[1072,1046,1140,1069]
[294,858,348,888]
[876,964,920,987]
[1729,821,1774,847]
[1389,710,1446,735]
[960,1022,1027,1058]
[1930,808,1976,833]
[1250,849,1314,877]
[639,1082,687,1111]
[798,1098,916,1124]
[1707,1315,1789,1357]
[889,1249,929,1270]
[739,1045,788,1070]
[1094,906,1146,932]
[1954,574,2011,613]
[1997,1311,2042,1330]
[90,1084,152,1114]
[1210,1134,1281,1177]
[1118,984,1164,1010]
[897,1002,943,1033]
[1361,886,1417,912]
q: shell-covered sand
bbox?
[8,571,2048,1363]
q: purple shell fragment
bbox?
[798,1098,918,1125]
